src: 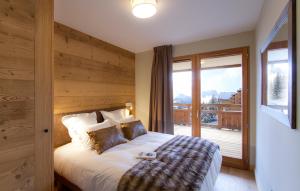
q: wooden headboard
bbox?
[53,106,125,148]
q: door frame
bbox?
[173,47,250,170]
[35,0,54,189]
[173,56,200,137]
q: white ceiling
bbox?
[54,0,264,53]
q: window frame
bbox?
[261,41,288,107]
[260,0,297,129]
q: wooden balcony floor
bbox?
[174,125,242,159]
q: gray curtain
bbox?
[149,45,174,134]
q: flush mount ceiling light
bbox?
[131,0,157,19]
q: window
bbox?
[262,42,289,115]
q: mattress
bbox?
[54,132,222,191]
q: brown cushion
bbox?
[87,126,127,154]
[121,120,147,140]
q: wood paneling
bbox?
[54,23,135,114]
[0,0,54,190]
[0,0,35,190]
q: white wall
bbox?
[135,50,154,129]
[135,31,257,167]
[255,0,300,190]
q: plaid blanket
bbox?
[118,135,219,191]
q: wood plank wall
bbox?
[1,0,53,190]
[54,22,135,114]
[0,0,35,190]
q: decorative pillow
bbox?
[79,120,113,148]
[62,112,98,145]
[100,109,130,123]
[121,120,147,140]
[88,126,127,154]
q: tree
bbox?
[272,72,284,99]
[209,95,218,104]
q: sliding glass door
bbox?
[200,54,244,161]
[172,48,249,169]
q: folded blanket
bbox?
[118,135,219,191]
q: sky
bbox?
[173,67,242,98]
[201,67,242,92]
[173,71,192,97]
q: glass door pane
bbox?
[173,61,192,136]
[200,55,243,159]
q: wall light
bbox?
[125,102,133,116]
[131,0,157,19]
[125,102,133,110]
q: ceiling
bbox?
[54,0,264,53]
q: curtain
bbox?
[149,45,174,134]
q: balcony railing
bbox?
[173,103,242,130]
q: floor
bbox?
[214,166,258,191]
[174,125,242,159]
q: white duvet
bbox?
[54,132,222,191]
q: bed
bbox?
[54,107,222,191]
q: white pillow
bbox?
[86,120,112,132]
[100,109,130,122]
[106,115,136,130]
[76,120,113,149]
[118,115,136,123]
[62,112,98,147]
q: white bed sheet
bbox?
[54,132,222,191]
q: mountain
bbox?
[174,94,192,104]
[218,92,235,100]
[174,90,238,104]
[201,90,218,97]
[202,90,235,100]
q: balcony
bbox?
[173,103,242,159]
